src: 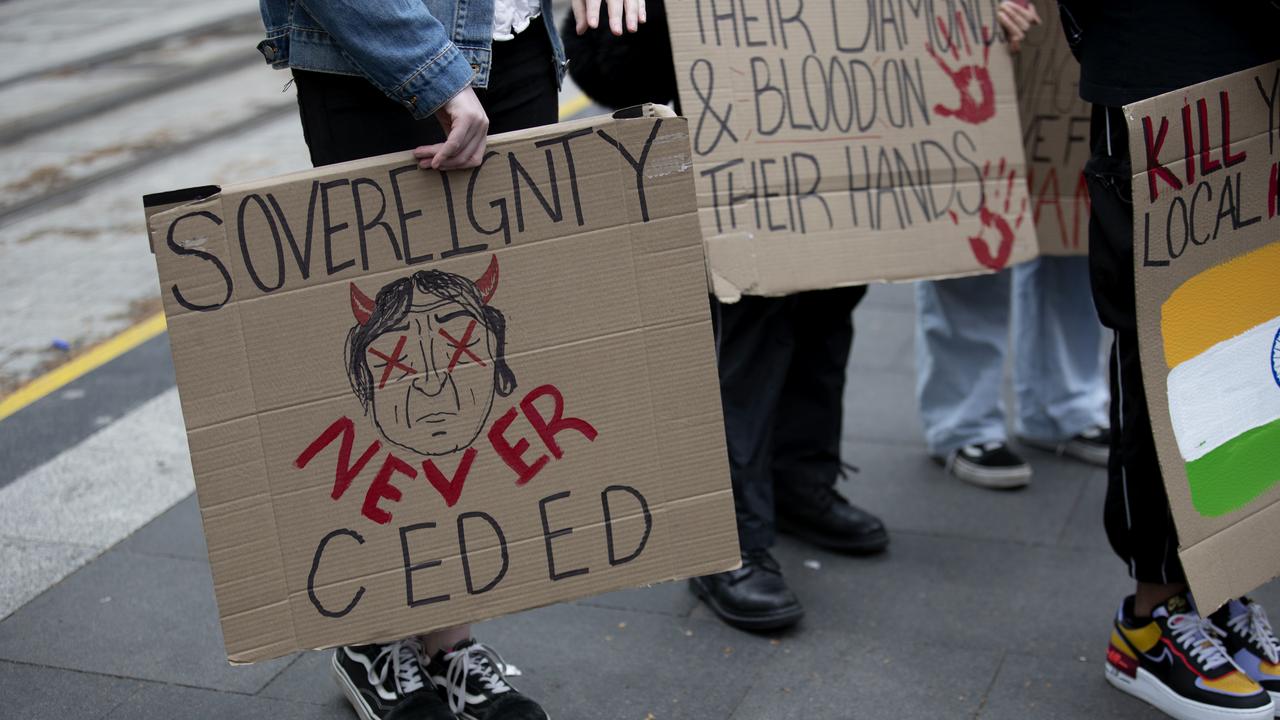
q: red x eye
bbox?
[368,335,417,389]
[438,320,487,373]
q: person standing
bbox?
[692,288,891,631]
[915,1,1110,492]
[1062,1,1280,718]
[254,0,644,718]
[560,0,890,633]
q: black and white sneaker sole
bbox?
[947,455,1031,490]
[457,709,552,720]
[331,652,383,720]
[1105,661,1274,720]
[1020,435,1109,467]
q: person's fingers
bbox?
[587,0,601,29]
[625,0,639,32]
[1012,4,1038,28]
[414,144,441,169]
[638,0,646,24]
[607,0,624,34]
[435,118,487,170]
[431,121,472,167]
[571,0,588,34]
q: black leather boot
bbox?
[776,487,889,554]
[690,549,804,631]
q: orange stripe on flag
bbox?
[1160,243,1280,368]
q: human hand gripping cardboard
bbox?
[413,0,649,172]
[413,86,490,171]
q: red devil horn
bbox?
[475,254,499,304]
[349,283,375,326]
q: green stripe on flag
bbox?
[1187,416,1280,517]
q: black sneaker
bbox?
[934,441,1031,489]
[428,639,549,720]
[332,639,455,720]
[1021,425,1111,467]
[1106,593,1273,720]
[1211,598,1280,708]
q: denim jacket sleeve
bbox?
[296,0,475,119]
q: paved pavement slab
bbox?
[0,660,142,720]
[0,547,290,693]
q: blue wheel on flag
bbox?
[1273,324,1280,389]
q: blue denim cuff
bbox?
[395,43,476,119]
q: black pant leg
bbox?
[717,296,795,552]
[292,27,557,167]
[1085,105,1185,585]
[771,285,867,512]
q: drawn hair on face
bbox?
[344,255,516,412]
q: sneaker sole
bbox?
[689,579,804,632]
[331,652,382,720]
[459,710,552,720]
[776,516,889,555]
[1105,661,1274,720]
[947,456,1032,490]
[1019,436,1109,467]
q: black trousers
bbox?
[292,27,558,167]
[716,285,867,552]
[1084,104,1185,585]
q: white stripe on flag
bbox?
[1167,317,1280,462]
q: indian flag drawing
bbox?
[1162,242,1280,517]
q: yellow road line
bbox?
[0,92,593,424]
[559,93,592,120]
[0,312,168,423]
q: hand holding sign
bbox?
[927,13,997,125]
[571,0,646,35]
[997,0,1041,53]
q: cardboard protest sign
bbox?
[143,108,740,663]
[1011,0,1089,256]
[1126,62,1280,611]
[666,0,1038,300]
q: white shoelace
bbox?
[1167,613,1232,671]
[370,639,427,696]
[1230,603,1280,664]
[443,642,521,714]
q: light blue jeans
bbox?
[914,256,1108,457]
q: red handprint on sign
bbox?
[948,159,1027,271]
[926,13,996,125]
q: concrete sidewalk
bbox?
[5,282,1273,720]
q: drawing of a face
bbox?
[346,256,516,456]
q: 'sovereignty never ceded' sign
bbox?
[145,107,739,664]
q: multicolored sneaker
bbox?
[331,639,455,720]
[1105,594,1273,720]
[1212,598,1280,713]
[428,638,549,720]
